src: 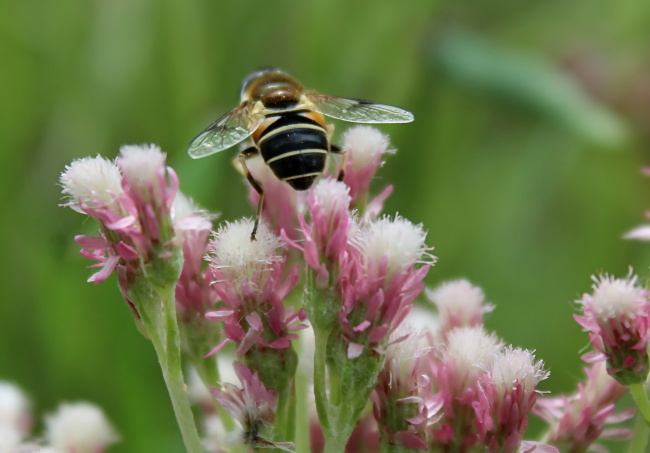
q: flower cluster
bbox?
[60,146,212,294]
[284,178,435,357]
[370,301,552,452]
[574,271,650,384]
[58,125,650,453]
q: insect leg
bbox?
[330,144,347,182]
[238,147,264,241]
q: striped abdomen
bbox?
[257,113,329,190]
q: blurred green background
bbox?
[2,1,650,451]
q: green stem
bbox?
[630,382,650,426]
[628,413,650,453]
[274,381,294,442]
[294,367,310,453]
[137,284,203,453]
[313,327,331,433]
[324,349,383,453]
[326,396,363,453]
[284,380,297,441]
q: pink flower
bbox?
[426,326,502,449]
[210,361,278,428]
[60,147,191,287]
[204,220,306,357]
[473,347,549,453]
[60,156,134,284]
[371,328,435,450]
[60,155,124,214]
[283,179,353,288]
[574,271,650,384]
[341,126,395,219]
[338,215,435,357]
[209,362,294,452]
[117,144,179,258]
[172,193,219,319]
[534,361,632,452]
[425,279,494,339]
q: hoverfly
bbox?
[188,68,414,240]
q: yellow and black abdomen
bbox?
[258,113,329,190]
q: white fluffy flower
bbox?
[118,144,167,204]
[0,382,30,438]
[0,424,21,451]
[426,279,494,333]
[60,156,123,213]
[404,304,440,334]
[207,219,284,289]
[441,326,502,377]
[311,179,351,217]
[343,125,392,172]
[490,347,548,399]
[45,402,119,453]
[588,272,648,321]
[363,215,434,278]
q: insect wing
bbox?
[307,93,414,124]
[188,104,264,159]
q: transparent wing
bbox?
[307,93,414,124]
[188,104,264,159]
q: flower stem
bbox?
[313,326,331,433]
[294,366,310,453]
[285,380,297,441]
[134,281,203,453]
[630,382,650,426]
[628,412,650,453]
[274,380,296,442]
